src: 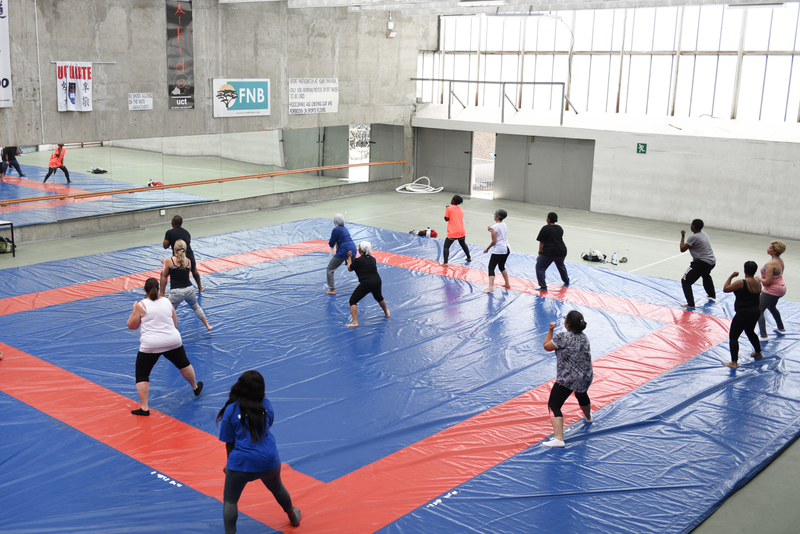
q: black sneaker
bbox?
[194,381,204,396]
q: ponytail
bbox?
[144,278,160,301]
[174,239,189,270]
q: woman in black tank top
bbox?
[160,239,212,330]
[722,261,762,368]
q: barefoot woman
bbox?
[345,242,389,327]
[722,262,763,368]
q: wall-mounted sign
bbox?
[288,78,339,115]
[128,93,153,111]
[213,79,270,118]
[166,1,194,110]
[636,143,647,154]
[56,62,92,112]
[0,0,11,108]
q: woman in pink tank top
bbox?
[756,240,787,340]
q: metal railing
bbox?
[412,78,578,125]
[0,161,406,208]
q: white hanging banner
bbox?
[0,0,12,108]
[56,62,93,112]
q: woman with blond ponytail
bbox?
[160,239,212,330]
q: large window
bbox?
[417,3,800,123]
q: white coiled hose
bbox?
[395,176,444,194]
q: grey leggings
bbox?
[758,292,785,336]
[326,256,346,291]
[223,465,293,534]
[167,286,206,319]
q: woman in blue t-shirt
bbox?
[324,213,357,295]
[217,370,301,531]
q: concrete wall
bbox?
[590,132,800,238]
[1,0,437,180]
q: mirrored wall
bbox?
[0,124,404,227]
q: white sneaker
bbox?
[773,328,787,335]
[585,413,593,423]
[759,336,769,342]
[543,439,565,448]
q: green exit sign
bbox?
[637,143,647,154]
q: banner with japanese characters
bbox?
[167,0,194,110]
[0,0,12,108]
[56,62,92,112]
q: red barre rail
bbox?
[0,160,406,208]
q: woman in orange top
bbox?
[440,194,471,266]
[43,144,71,184]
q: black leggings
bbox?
[349,280,383,306]
[488,252,510,276]
[548,382,590,418]
[43,166,70,181]
[223,465,293,534]
[729,307,761,363]
[443,237,470,263]
[135,346,190,383]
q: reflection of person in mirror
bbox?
[43,144,71,184]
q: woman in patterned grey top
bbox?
[541,310,593,448]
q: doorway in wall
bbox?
[349,124,370,182]
[471,131,495,199]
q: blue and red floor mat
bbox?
[1,219,799,533]
[0,163,208,226]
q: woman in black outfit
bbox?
[345,241,390,327]
[722,261,763,368]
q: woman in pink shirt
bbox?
[440,195,471,266]
[756,240,787,341]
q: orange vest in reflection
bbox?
[49,147,65,167]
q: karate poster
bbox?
[56,62,93,112]
[0,0,11,108]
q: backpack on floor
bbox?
[0,237,15,254]
[581,249,605,262]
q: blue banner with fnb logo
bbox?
[213,79,270,118]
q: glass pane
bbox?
[587,55,611,112]
[697,4,724,51]
[454,54,471,86]
[454,16,473,51]
[631,8,656,51]
[486,17,504,51]
[761,56,792,121]
[769,4,798,51]
[573,11,594,51]
[533,55,554,109]
[593,10,614,51]
[690,56,717,117]
[501,54,518,82]
[443,53,455,80]
[712,56,737,118]
[737,55,767,120]
[503,17,522,51]
[681,6,701,51]
[611,9,626,50]
[537,18,556,52]
[552,55,568,109]
[483,55,501,107]
[570,56,590,111]
[653,7,678,50]
[443,16,456,50]
[624,55,650,113]
[607,52,622,112]
[524,15,539,51]
[648,55,673,115]
[554,16,572,52]
[744,9,772,50]
[786,57,800,121]
[720,9,743,51]
[673,56,695,116]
